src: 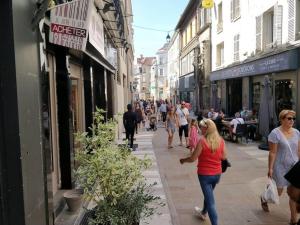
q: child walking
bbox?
[188,119,199,153]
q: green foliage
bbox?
[75,108,161,225]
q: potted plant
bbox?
[75,108,163,225]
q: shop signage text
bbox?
[210,49,299,81]
[49,0,93,51]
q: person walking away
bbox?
[189,119,199,153]
[180,119,227,225]
[261,109,299,225]
[176,101,190,147]
[165,106,178,149]
[135,104,143,134]
[160,101,167,122]
[123,104,137,148]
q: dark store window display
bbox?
[275,79,296,116]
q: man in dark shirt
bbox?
[123,104,137,148]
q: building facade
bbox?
[156,43,169,100]
[167,32,180,104]
[0,0,135,224]
[210,0,300,127]
[135,56,156,100]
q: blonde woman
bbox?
[165,106,178,149]
[180,119,227,225]
[262,109,300,225]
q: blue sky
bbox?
[132,0,189,57]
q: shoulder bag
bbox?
[277,128,300,188]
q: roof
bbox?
[137,57,156,66]
[156,43,169,54]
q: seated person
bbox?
[207,108,215,119]
[229,112,245,139]
[214,110,225,132]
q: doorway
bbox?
[227,78,242,116]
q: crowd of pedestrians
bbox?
[123,101,300,225]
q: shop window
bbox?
[275,79,296,116]
[252,82,261,115]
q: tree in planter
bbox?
[75,108,163,225]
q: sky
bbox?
[132,0,190,58]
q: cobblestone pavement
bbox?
[150,123,293,225]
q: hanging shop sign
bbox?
[202,0,214,9]
[88,6,105,56]
[49,0,93,50]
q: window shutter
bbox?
[273,4,283,45]
[256,15,262,51]
[230,0,234,21]
[234,34,240,61]
[288,0,295,42]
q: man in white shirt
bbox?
[176,101,189,147]
[229,112,245,138]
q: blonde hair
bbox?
[279,109,296,121]
[200,119,222,153]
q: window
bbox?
[192,18,196,38]
[160,69,163,76]
[234,34,240,61]
[252,82,260,114]
[263,9,274,49]
[200,8,211,28]
[231,0,240,21]
[187,25,191,43]
[139,67,142,74]
[217,3,223,33]
[295,0,300,40]
[188,50,194,73]
[182,30,187,47]
[216,42,224,67]
[181,56,188,75]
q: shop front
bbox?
[179,73,195,106]
[210,48,300,126]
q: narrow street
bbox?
[150,123,291,225]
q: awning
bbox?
[210,48,299,81]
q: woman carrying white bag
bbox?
[261,110,300,225]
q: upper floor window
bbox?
[256,4,282,51]
[234,34,240,61]
[160,68,163,76]
[216,42,224,67]
[139,67,142,74]
[200,8,211,29]
[217,2,223,33]
[231,0,240,22]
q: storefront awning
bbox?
[210,48,300,81]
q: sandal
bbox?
[260,197,269,212]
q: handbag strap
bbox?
[276,128,298,163]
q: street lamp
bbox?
[166,33,171,43]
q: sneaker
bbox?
[194,206,207,220]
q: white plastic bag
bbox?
[261,178,280,204]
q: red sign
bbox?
[51,23,87,38]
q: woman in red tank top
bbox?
[180,119,227,225]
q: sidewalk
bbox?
[131,129,172,225]
[150,125,292,225]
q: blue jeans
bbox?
[198,174,221,225]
